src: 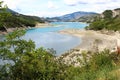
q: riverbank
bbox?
[35,23,56,28]
[59,29,120,52]
[35,23,53,28]
[0,27,27,35]
[58,29,120,66]
[0,23,49,35]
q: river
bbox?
[22,22,88,55]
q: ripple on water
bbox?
[22,32,81,55]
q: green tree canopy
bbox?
[103,10,113,19]
[0,1,11,31]
[0,30,68,80]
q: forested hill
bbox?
[0,8,45,31]
[86,8,120,31]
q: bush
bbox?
[0,30,120,80]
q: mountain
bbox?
[71,14,98,23]
[8,8,45,23]
[47,11,98,22]
[6,8,18,15]
[0,8,45,31]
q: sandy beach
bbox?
[59,29,120,52]
[35,23,52,28]
[58,29,120,66]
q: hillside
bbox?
[47,11,98,22]
[86,8,120,31]
[0,8,45,31]
[71,14,98,23]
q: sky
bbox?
[2,0,120,17]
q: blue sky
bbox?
[2,0,120,17]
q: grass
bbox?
[64,49,120,80]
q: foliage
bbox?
[103,10,113,19]
[87,20,106,30]
[86,9,120,31]
[0,1,45,31]
[0,30,68,80]
[0,2,120,79]
[0,30,120,80]
[0,12,45,29]
[0,1,11,30]
[72,14,98,23]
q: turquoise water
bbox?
[28,22,87,33]
[0,22,87,64]
[23,22,87,55]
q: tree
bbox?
[0,30,119,80]
[103,10,113,20]
[0,30,68,80]
[0,1,11,31]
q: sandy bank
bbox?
[35,23,52,28]
[0,23,50,35]
[58,29,120,66]
[59,29,120,52]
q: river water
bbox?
[22,22,88,55]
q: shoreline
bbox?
[58,29,120,66]
[0,27,28,35]
[1,23,120,54]
[59,29,120,54]
[0,23,50,35]
[35,23,51,28]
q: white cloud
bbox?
[82,0,112,4]
[79,1,120,13]
[2,0,31,10]
[2,0,120,17]
[63,0,120,13]
[47,1,58,9]
[2,0,22,9]
[25,11,70,17]
[64,0,120,5]
[63,0,81,5]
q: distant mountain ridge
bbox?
[47,11,98,22]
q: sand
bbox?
[58,29,120,66]
[35,23,52,28]
[59,29,120,52]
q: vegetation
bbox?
[0,1,45,31]
[86,9,120,31]
[71,14,98,23]
[0,30,66,80]
[1,2,120,80]
[0,1,10,31]
[103,10,113,19]
[0,30,120,80]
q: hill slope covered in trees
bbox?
[86,8,120,31]
[0,8,45,31]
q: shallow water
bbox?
[22,32,80,55]
[0,22,88,55]
[23,22,87,55]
